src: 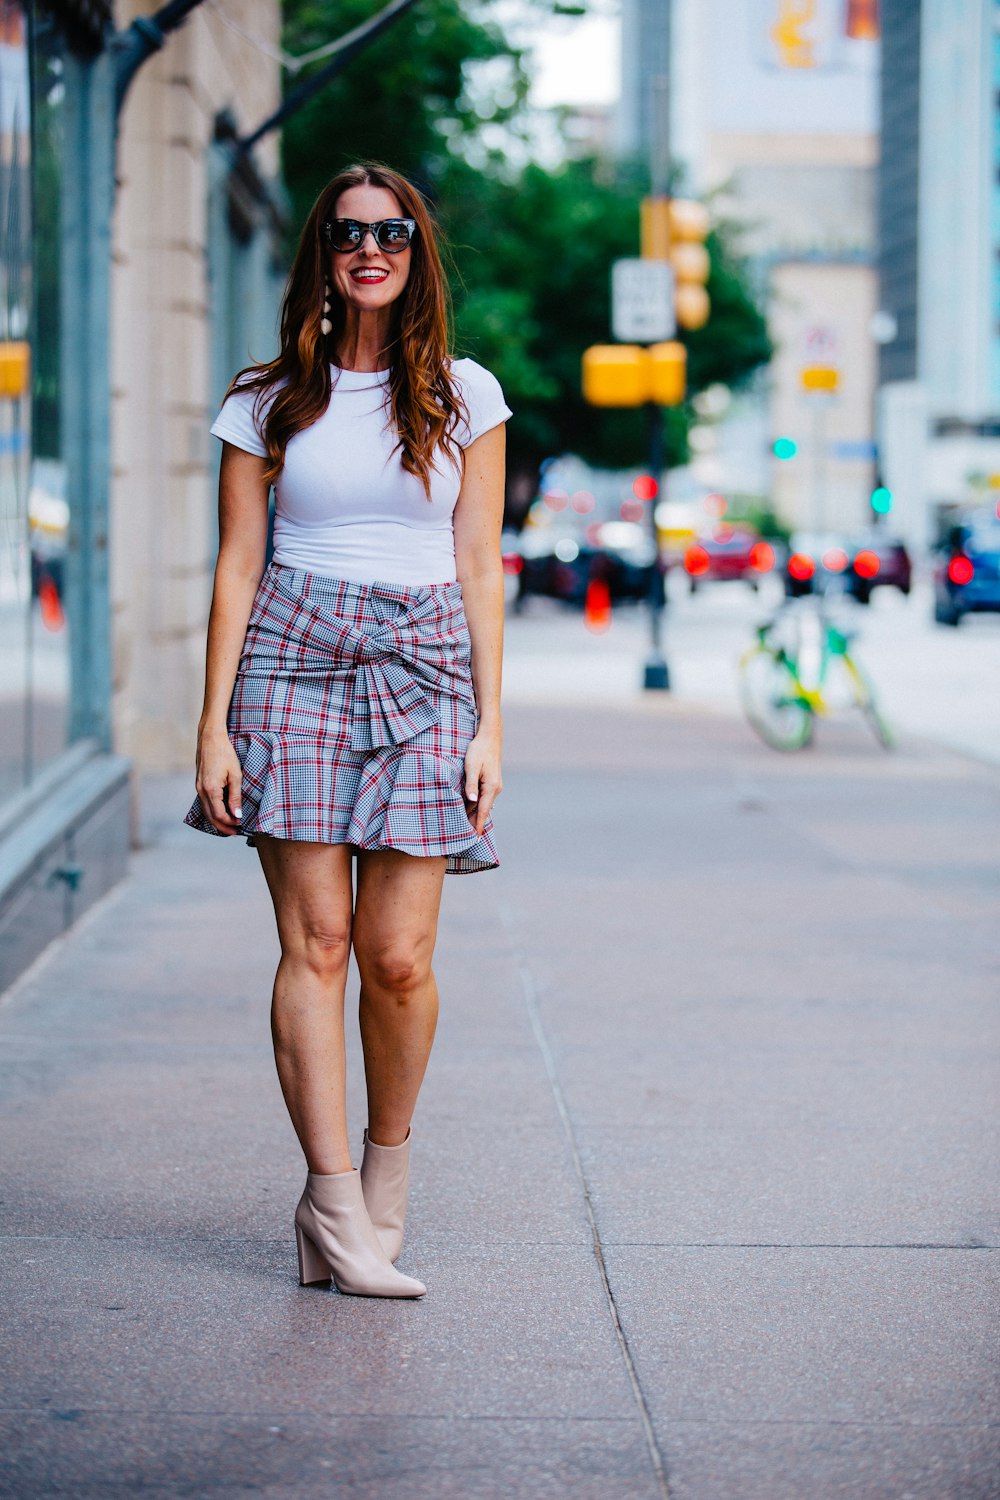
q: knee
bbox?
[285,925,351,981]
[363,945,430,1000]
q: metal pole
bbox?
[643,403,670,690]
[643,56,672,692]
[62,48,115,752]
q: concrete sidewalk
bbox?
[1,702,997,1499]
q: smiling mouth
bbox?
[350,268,390,283]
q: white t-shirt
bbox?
[209,357,512,586]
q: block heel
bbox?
[295,1223,332,1286]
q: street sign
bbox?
[612,259,675,343]
[803,324,838,361]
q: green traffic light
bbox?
[773,437,798,461]
[871,486,893,514]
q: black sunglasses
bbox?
[322,218,417,254]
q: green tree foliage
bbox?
[279,3,772,484]
[440,155,771,475]
[280,0,531,238]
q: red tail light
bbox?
[38,575,65,632]
[584,577,612,633]
[788,552,815,581]
[749,541,774,572]
[502,553,523,575]
[823,547,849,572]
[684,544,711,576]
[854,549,881,579]
[948,555,974,586]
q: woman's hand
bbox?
[195,723,244,835]
[463,724,502,835]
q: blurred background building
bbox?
[878,0,1000,549]
[620,0,1000,551]
[620,0,880,537]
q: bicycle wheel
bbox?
[844,656,895,750]
[739,645,813,751]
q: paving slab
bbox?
[0,1414,657,1500]
[656,1421,1000,1500]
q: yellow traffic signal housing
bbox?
[581,343,687,407]
[649,342,687,406]
[0,341,30,398]
[582,345,649,407]
[641,198,712,330]
[640,196,671,260]
[669,242,709,284]
[668,199,711,242]
[675,284,710,331]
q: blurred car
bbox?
[682,524,775,592]
[933,508,1000,626]
[510,519,658,609]
[781,532,856,597]
[844,531,913,604]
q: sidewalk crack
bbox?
[502,907,671,1500]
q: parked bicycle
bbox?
[739,598,894,752]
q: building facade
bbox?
[0,0,283,989]
[618,0,882,536]
[878,0,1000,544]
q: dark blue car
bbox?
[934,508,1000,626]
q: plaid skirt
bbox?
[182,560,498,874]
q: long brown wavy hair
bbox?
[226,163,467,496]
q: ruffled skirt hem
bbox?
[183,731,498,875]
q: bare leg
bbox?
[254,835,356,1175]
[353,850,447,1146]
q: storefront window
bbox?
[0,4,70,802]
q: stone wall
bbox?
[110,1,282,771]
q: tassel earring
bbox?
[320,281,332,337]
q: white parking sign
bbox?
[611,259,676,343]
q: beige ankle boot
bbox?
[360,1126,411,1263]
[294,1166,425,1298]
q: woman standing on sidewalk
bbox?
[183,163,510,1300]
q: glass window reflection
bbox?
[0,7,70,801]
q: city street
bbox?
[504,575,1000,766]
[1,687,997,1498]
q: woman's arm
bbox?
[453,422,507,835]
[195,443,271,834]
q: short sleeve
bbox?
[452,359,513,447]
[209,382,270,457]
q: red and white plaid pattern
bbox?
[183,561,498,874]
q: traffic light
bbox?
[640,197,711,332]
[871,485,893,515]
[668,200,710,332]
[581,342,687,408]
[773,437,798,461]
